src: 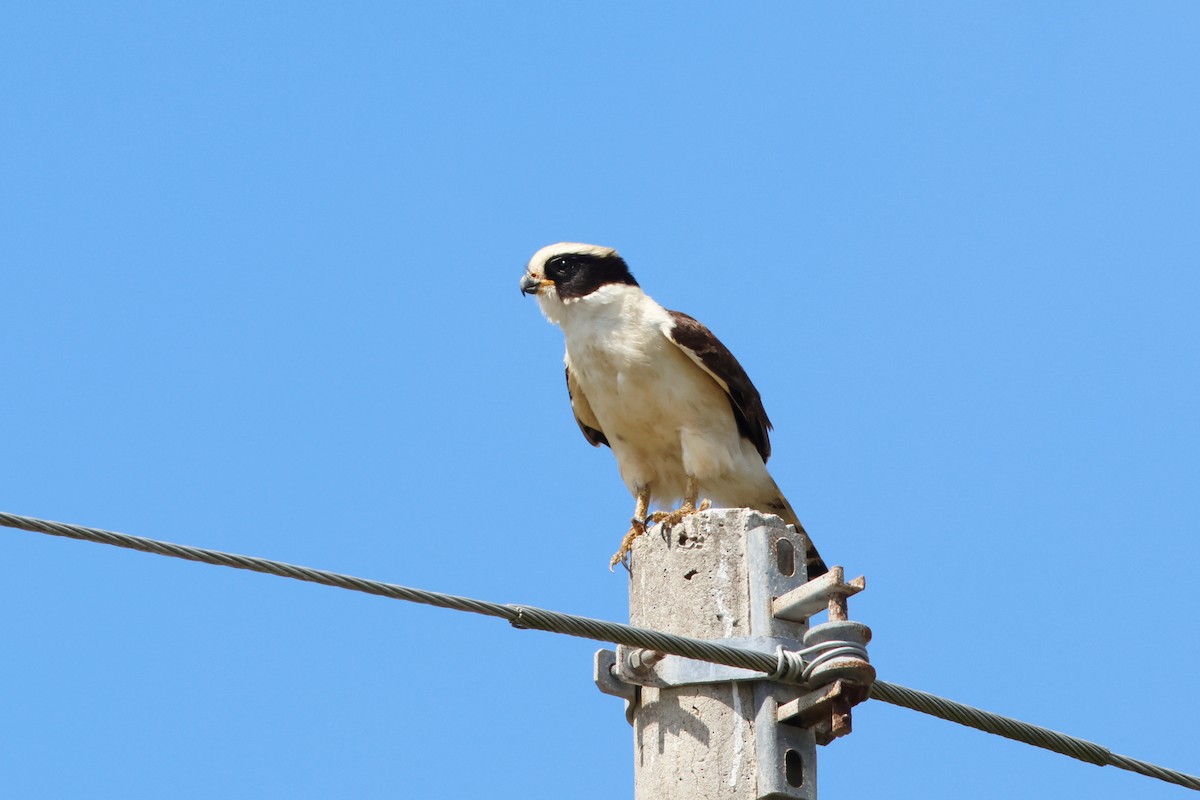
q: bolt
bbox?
[828,593,848,622]
[626,648,666,674]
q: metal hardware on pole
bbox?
[595,508,875,799]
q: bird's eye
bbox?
[545,256,572,281]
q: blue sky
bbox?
[2,2,1198,797]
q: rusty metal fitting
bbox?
[770,564,875,745]
[802,620,875,686]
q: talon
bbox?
[698,498,712,511]
[610,518,647,570]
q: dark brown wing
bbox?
[565,363,609,448]
[663,310,772,462]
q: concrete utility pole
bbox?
[595,508,873,800]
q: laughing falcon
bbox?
[520,242,826,577]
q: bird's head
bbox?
[520,242,639,321]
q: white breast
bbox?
[544,284,751,503]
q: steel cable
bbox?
[0,511,778,674]
[868,680,1200,790]
[3,510,1198,791]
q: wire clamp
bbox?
[771,566,876,744]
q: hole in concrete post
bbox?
[775,537,795,577]
[784,749,805,787]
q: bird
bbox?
[520,242,826,577]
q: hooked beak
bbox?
[520,273,544,296]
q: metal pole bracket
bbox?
[612,638,794,688]
[778,679,872,745]
[594,648,637,725]
[770,565,875,744]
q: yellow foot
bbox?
[649,498,712,529]
[609,517,648,571]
